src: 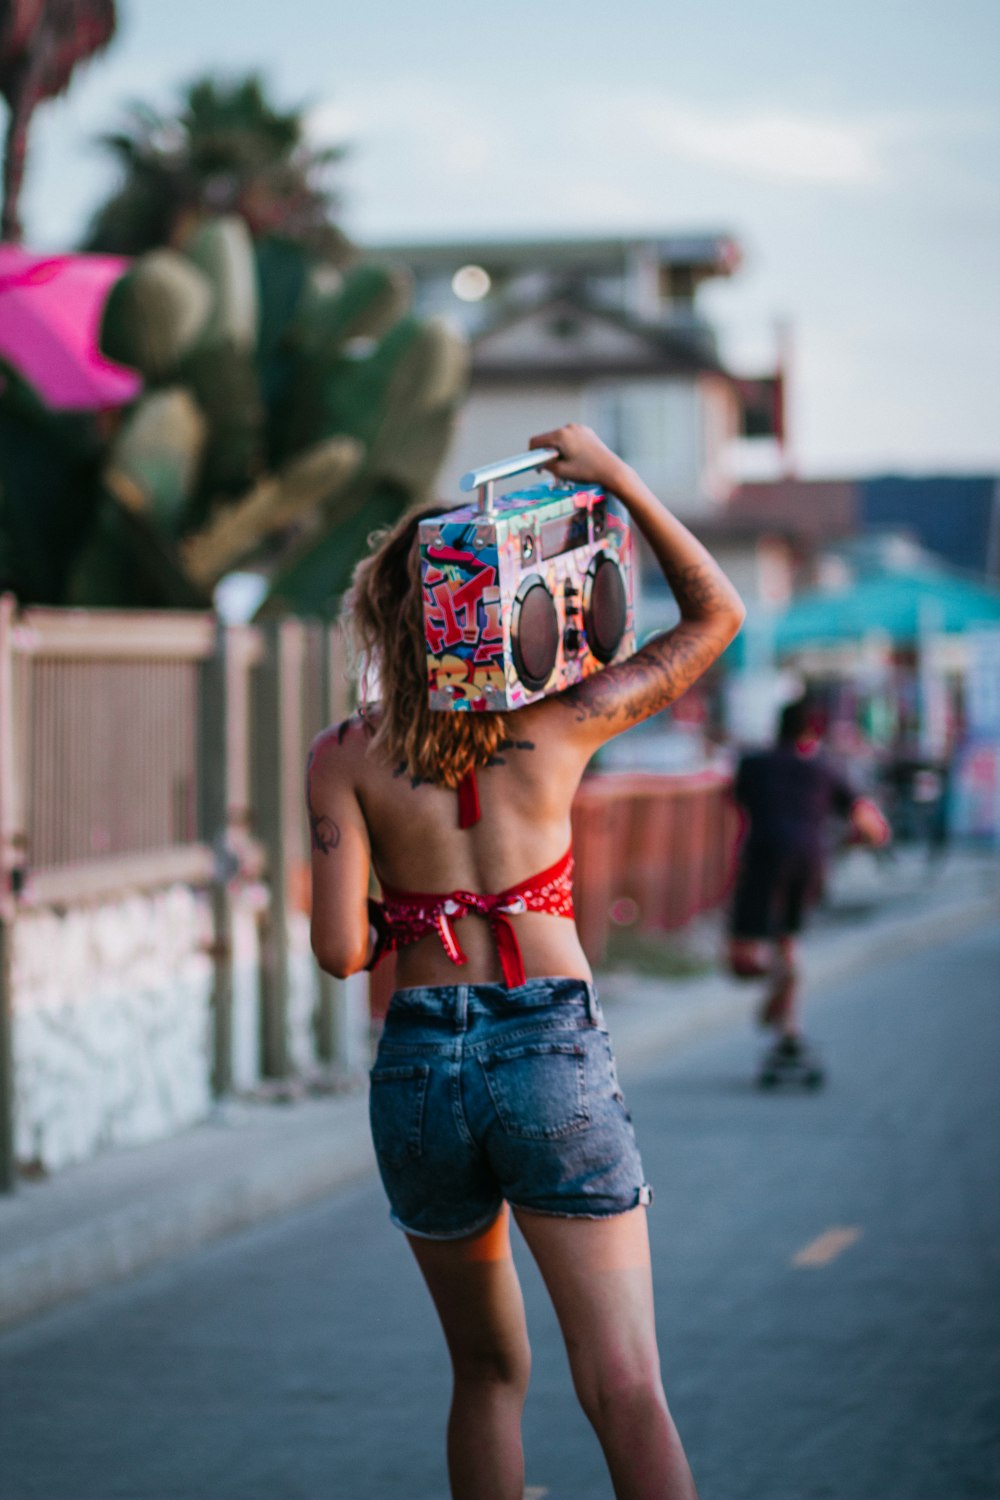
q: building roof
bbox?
[860,476,999,579]
[469,292,731,384]
[724,475,1000,580]
[721,478,859,545]
[369,232,743,281]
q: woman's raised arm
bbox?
[530,424,745,748]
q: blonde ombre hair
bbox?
[342,504,508,788]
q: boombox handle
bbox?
[459,447,561,516]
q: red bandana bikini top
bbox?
[370,768,575,988]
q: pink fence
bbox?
[369,771,740,1018]
[570,771,740,963]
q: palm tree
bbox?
[84,73,348,257]
[0,0,117,240]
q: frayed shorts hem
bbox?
[509,1183,653,1221]
[392,1184,653,1239]
[390,1201,504,1241]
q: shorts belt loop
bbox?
[455,985,468,1032]
[585,984,599,1026]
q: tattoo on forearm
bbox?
[305,747,341,854]
[562,627,722,725]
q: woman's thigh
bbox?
[407,1205,531,1381]
[512,1206,661,1393]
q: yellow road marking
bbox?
[791,1226,862,1268]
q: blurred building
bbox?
[728,473,1000,587]
[371,232,785,518]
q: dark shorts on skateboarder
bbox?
[730,847,823,939]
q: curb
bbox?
[0,1094,373,1331]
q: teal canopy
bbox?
[772,567,1000,651]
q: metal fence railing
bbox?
[1,603,219,905]
[0,596,363,1190]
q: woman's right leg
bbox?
[514,1204,699,1500]
[407,1204,532,1500]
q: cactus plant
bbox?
[0,72,468,615]
[182,435,362,588]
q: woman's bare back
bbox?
[326,701,594,986]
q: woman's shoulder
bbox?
[307,713,375,785]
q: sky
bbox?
[16,0,1000,477]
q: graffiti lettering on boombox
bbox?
[422,529,506,703]
[423,538,503,662]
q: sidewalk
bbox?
[1,848,997,1331]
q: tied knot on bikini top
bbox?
[367,768,575,988]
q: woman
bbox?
[307,424,744,1500]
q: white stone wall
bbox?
[12,887,214,1172]
[230,885,266,1092]
[287,909,321,1075]
[9,880,360,1172]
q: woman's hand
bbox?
[529,424,629,492]
[525,419,745,752]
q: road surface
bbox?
[1,922,997,1499]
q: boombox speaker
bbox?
[420,446,635,712]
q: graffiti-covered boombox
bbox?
[420,447,635,711]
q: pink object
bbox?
[0,245,142,410]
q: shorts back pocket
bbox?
[481,1040,588,1140]
[370,1063,430,1168]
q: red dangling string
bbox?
[435,908,468,967]
[457,768,481,829]
[490,912,527,988]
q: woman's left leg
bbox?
[513,1204,698,1500]
[407,1204,532,1500]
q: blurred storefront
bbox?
[762,550,1000,841]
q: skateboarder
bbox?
[727,696,890,1082]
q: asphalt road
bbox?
[1,922,998,1500]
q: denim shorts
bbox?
[369,977,651,1240]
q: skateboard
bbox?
[757,1036,825,1090]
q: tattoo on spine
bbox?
[305,746,341,854]
[393,763,433,789]
[394,739,537,784]
[485,737,535,767]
